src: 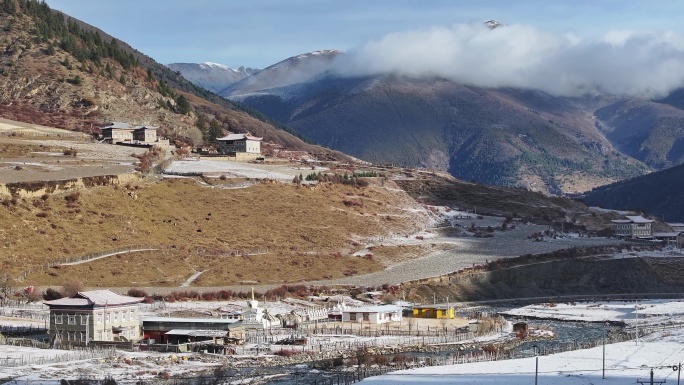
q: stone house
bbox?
[44,290,143,346]
[100,122,158,144]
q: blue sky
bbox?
[44,1,682,69]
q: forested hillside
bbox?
[0,0,324,154]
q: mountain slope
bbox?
[167,62,258,94]
[0,0,330,155]
[582,163,684,222]
[230,72,649,193]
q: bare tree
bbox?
[60,280,84,297]
[0,274,14,306]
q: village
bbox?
[2,121,684,384]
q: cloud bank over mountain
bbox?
[334,22,684,98]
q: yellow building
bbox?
[412,305,455,319]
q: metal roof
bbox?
[612,216,653,224]
[341,305,401,313]
[142,316,242,324]
[165,329,228,337]
[216,133,263,141]
[44,290,143,307]
[101,122,133,129]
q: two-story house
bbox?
[216,132,262,160]
[100,122,158,144]
[44,290,143,346]
[611,215,654,238]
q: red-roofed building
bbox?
[44,290,143,346]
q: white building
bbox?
[611,215,654,238]
[341,305,402,324]
[216,133,262,156]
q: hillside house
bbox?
[44,290,143,346]
[216,132,263,160]
[341,305,402,324]
[611,215,654,238]
[412,304,455,319]
[100,122,158,144]
[668,223,684,232]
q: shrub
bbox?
[43,288,63,300]
[274,349,298,357]
[127,288,147,297]
[64,192,80,204]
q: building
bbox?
[44,290,143,346]
[341,305,402,324]
[100,122,158,144]
[216,132,263,160]
[142,317,245,344]
[412,304,455,319]
[668,223,684,232]
[611,215,654,238]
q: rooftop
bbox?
[217,133,263,142]
[43,290,143,307]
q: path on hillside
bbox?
[181,270,208,287]
[59,248,159,266]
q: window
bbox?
[67,331,74,341]
[97,314,102,324]
[114,312,119,322]
[81,315,88,325]
[80,332,86,342]
[105,313,110,323]
[362,313,369,322]
[129,310,134,321]
[97,331,102,340]
[349,313,357,321]
[68,315,76,325]
[55,314,63,324]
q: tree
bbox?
[175,94,190,115]
[45,42,55,55]
[185,126,203,147]
[61,280,84,297]
[208,120,223,143]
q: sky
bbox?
[43,0,682,69]
[42,1,684,98]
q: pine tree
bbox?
[208,120,223,143]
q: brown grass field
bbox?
[0,177,425,286]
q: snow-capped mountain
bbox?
[221,49,344,97]
[167,62,259,94]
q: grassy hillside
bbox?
[0,177,424,286]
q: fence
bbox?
[15,245,161,282]
[0,347,115,368]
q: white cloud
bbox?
[332,22,684,98]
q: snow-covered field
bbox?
[361,330,684,384]
[362,300,684,384]
[164,159,327,182]
[502,299,684,328]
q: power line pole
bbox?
[637,368,666,385]
[602,322,606,379]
